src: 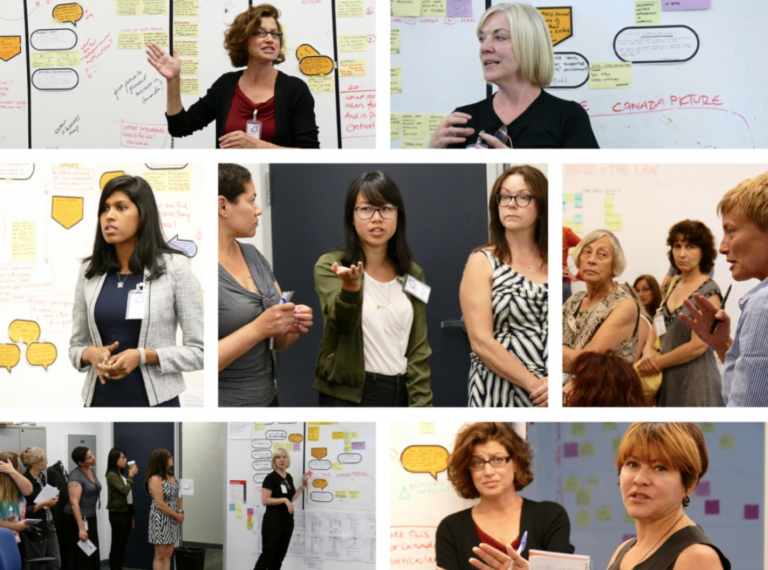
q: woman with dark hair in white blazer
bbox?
[69,175,204,407]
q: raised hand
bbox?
[146,43,181,82]
[331,261,364,292]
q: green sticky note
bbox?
[701,422,716,433]
[576,490,591,506]
[597,506,613,521]
[625,511,634,523]
[635,1,661,25]
[612,437,621,456]
[564,476,580,492]
[575,511,592,527]
[579,441,595,457]
[571,423,586,436]
[719,434,735,449]
[602,422,618,431]
[585,475,600,492]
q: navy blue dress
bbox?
[91,273,180,407]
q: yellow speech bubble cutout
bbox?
[401,445,449,480]
[311,447,327,459]
[289,434,304,443]
[53,3,84,26]
[312,479,328,489]
[537,7,572,46]
[299,56,334,76]
[51,196,84,229]
[296,44,320,59]
[0,37,22,62]
[100,171,126,190]
[9,320,41,345]
[0,344,21,373]
[27,342,57,371]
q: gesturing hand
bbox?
[258,303,297,338]
[145,43,181,81]
[679,292,731,350]
[331,262,364,292]
[478,131,510,149]
[428,112,475,148]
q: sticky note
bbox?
[391,114,401,139]
[704,500,720,515]
[538,7,572,46]
[174,20,199,38]
[635,1,661,25]
[402,140,428,149]
[575,511,591,527]
[401,114,426,139]
[391,0,421,17]
[229,504,235,511]
[589,62,632,89]
[254,423,265,430]
[337,0,364,17]
[585,475,600,492]
[446,0,472,17]
[571,423,586,436]
[175,41,198,57]
[574,214,583,224]
[54,50,79,67]
[597,506,613,521]
[340,35,366,52]
[419,423,435,434]
[31,52,55,67]
[563,220,575,230]
[180,59,198,76]
[335,491,348,498]
[575,193,583,207]
[602,423,617,431]
[307,75,334,93]
[564,476,580,492]
[339,60,366,77]
[719,434,734,449]
[174,0,199,18]
[695,481,711,497]
[579,442,595,457]
[246,521,253,530]
[236,505,243,518]
[51,196,84,229]
[116,0,141,16]
[421,0,447,16]
[576,490,591,506]
[613,437,621,455]
[143,171,168,192]
[563,443,578,458]
[566,193,575,202]
[574,223,583,233]
[390,67,402,94]
[332,432,344,439]
[0,36,21,62]
[428,114,446,137]
[331,463,343,471]
[308,427,320,441]
[142,32,168,48]
[12,221,36,262]
[142,0,166,15]
[744,505,759,520]
[391,28,400,54]
[348,490,360,498]
[117,33,143,50]
[662,0,710,10]
[700,422,716,433]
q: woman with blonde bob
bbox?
[436,423,573,570]
[255,449,309,570]
[562,230,639,381]
[429,3,598,149]
[147,4,319,149]
[20,447,61,569]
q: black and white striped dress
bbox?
[148,477,180,545]
[468,249,548,407]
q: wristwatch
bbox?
[177,509,184,514]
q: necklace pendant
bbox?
[526,266,533,272]
[376,305,382,310]
[117,282,124,288]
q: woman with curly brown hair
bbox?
[636,220,724,406]
[146,4,319,149]
[435,423,573,570]
[564,351,649,407]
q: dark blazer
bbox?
[166,69,320,148]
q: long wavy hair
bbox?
[0,452,22,520]
[84,175,182,280]
[340,171,413,276]
[144,448,172,492]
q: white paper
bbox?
[344,513,363,536]
[306,556,325,570]
[228,422,251,440]
[364,513,376,538]
[363,537,376,564]
[34,484,60,504]
[306,512,324,534]
[179,479,194,496]
[323,536,343,560]
[77,539,97,556]
[529,550,590,570]
[229,482,245,503]
[342,537,363,562]
[325,513,343,535]
[307,535,324,557]
[287,532,305,557]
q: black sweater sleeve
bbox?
[281,75,320,148]
[560,102,599,149]
[165,74,225,138]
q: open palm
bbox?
[146,43,180,81]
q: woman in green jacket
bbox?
[314,170,433,407]
[106,448,138,570]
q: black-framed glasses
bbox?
[354,205,398,220]
[469,456,513,471]
[253,29,283,39]
[496,194,534,208]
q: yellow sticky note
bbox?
[167,170,191,192]
[348,490,360,498]
[576,490,591,506]
[180,78,198,95]
[566,193,575,203]
[55,51,79,67]
[571,422,586,436]
[142,171,168,192]
[180,59,198,76]
[719,434,735,449]
[143,32,169,48]
[307,75,335,93]
[117,33,143,50]
[31,52,55,67]
[339,60,366,77]
[401,114,426,139]
[589,62,632,89]
[700,423,716,433]
[332,432,344,439]
[331,463,342,471]
[584,475,600,492]
[391,0,421,17]
[574,223,583,233]
[597,506,613,521]
[563,220,575,230]
[174,20,199,38]
[391,114,402,139]
[340,35,366,52]
[418,423,435,434]
[390,67,402,94]
[391,28,400,55]
[564,476,580,492]
[335,491,348,498]
[402,140,428,148]
[254,423,265,430]
[635,1,661,25]
[351,432,359,439]
[12,221,36,262]
[421,0,446,16]
[236,505,242,518]
[142,0,166,15]
[175,41,198,57]
[308,427,320,441]
[602,423,618,431]
[613,437,621,456]
[344,443,352,453]
[579,441,595,457]
[575,511,591,527]
[337,0,364,17]
[116,0,141,16]
[428,114,446,137]
[174,0,199,18]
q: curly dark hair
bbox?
[224,5,285,68]
[565,351,650,407]
[218,163,253,203]
[447,423,533,499]
[666,220,717,275]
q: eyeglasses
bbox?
[354,205,398,220]
[253,29,283,39]
[496,194,533,208]
[469,456,513,471]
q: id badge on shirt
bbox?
[654,309,666,337]
[402,274,431,304]
[246,119,262,139]
[83,518,89,531]
[125,284,145,320]
[280,484,288,494]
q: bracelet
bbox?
[138,348,146,367]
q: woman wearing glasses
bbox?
[146,4,319,149]
[460,166,548,407]
[436,423,574,570]
[313,171,432,407]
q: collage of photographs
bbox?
[0,0,767,569]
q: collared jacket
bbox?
[69,253,204,406]
[106,471,134,513]
[313,250,433,406]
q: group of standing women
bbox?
[218,163,550,408]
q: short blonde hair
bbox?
[718,172,768,231]
[271,449,290,470]
[573,229,626,277]
[477,3,554,87]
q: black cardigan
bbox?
[436,499,575,570]
[165,69,320,148]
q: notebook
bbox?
[529,549,591,570]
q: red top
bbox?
[224,83,276,142]
[474,521,520,555]
[563,226,582,283]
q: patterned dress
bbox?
[148,477,180,545]
[468,250,548,407]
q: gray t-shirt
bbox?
[64,467,102,518]
[218,242,281,406]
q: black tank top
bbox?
[607,526,730,570]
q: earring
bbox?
[223,214,228,218]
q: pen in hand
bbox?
[709,284,732,334]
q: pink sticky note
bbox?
[744,505,760,520]
[351,441,365,450]
[662,0,710,10]
[622,534,637,542]
[563,443,579,458]
[446,0,472,17]
[695,481,711,497]
[704,500,720,515]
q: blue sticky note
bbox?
[575,193,584,207]
[229,503,235,511]
[575,214,583,224]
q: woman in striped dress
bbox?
[145,449,182,570]
[460,166,548,407]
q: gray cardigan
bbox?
[69,253,204,406]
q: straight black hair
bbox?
[105,447,126,477]
[84,175,182,280]
[340,171,413,276]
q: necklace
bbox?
[632,511,685,565]
[117,273,129,289]
[376,281,391,310]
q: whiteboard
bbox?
[391,1,768,148]
[562,163,768,326]
[226,422,376,570]
[0,162,205,407]
[0,0,376,148]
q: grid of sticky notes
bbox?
[116,0,167,16]
[391,0,472,18]
[562,193,584,233]
[31,51,80,68]
[172,0,200,95]
[390,113,445,148]
[115,0,171,52]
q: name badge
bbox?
[83,518,89,531]
[280,484,288,494]
[246,120,262,139]
[126,285,145,320]
[403,274,431,304]
[654,310,666,337]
